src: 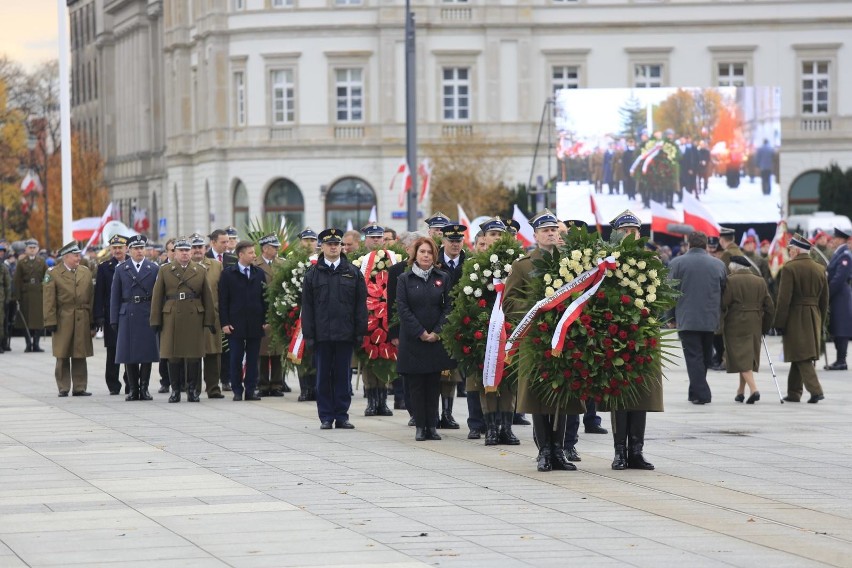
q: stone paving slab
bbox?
[0,335,850,567]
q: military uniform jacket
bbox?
[94,257,120,349]
[826,244,852,337]
[150,261,215,359]
[0,262,10,305]
[110,258,160,364]
[503,248,585,415]
[42,263,94,359]
[14,255,47,328]
[721,272,774,373]
[254,256,284,355]
[773,255,829,362]
[199,258,224,356]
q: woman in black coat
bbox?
[396,237,456,441]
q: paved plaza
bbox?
[0,335,850,567]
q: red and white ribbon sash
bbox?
[287,319,305,364]
[504,257,618,359]
[629,142,663,176]
[359,250,399,283]
[550,256,617,354]
[482,280,507,392]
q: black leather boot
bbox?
[627,411,654,470]
[139,363,153,400]
[24,331,32,352]
[125,365,140,401]
[551,415,577,471]
[364,388,377,416]
[532,414,552,471]
[440,397,459,429]
[376,387,393,416]
[168,362,183,403]
[415,427,426,441]
[499,412,520,445]
[484,413,499,446]
[611,411,629,470]
[32,331,44,352]
[186,360,201,402]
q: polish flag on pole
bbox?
[133,208,150,234]
[82,202,114,254]
[589,190,604,233]
[417,159,432,204]
[368,205,377,223]
[512,205,535,248]
[389,158,412,207]
[682,191,720,236]
[650,200,682,236]
[20,171,42,195]
[457,203,473,248]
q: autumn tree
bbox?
[0,69,30,241]
[422,133,513,220]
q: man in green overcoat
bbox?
[773,234,828,403]
[14,238,47,352]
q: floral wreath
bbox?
[513,228,678,410]
[267,247,315,369]
[442,234,525,381]
[351,246,408,383]
[631,138,681,193]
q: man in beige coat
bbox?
[254,234,287,396]
[43,242,94,396]
[150,237,215,402]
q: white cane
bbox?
[762,335,784,404]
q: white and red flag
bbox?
[368,205,377,224]
[456,203,473,248]
[133,208,150,234]
[417,159,432,204]
[650,200,682,236]
[589,190,604,233]
[512,205,535,248]
[20,170,42,195]
[82,202,114,254]
[389,159,412,207]
[682,191,720,237]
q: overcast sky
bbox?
[1,0,60,69]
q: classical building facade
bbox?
[74,0,852,238]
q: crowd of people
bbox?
[0,204,841,474]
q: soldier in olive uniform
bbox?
[504,210,584,472]
[774,235,828,403]
[43,242,95,396]
[190,234,225,398]
[742,236,774,295]
[150,237,216,402]
[0,244,10,353]
[14,238,47,352]
[254,233,288,396]
[294,228,319,401]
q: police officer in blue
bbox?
[94,234,129,395]
[825,228,852,370]
[425,212,451,239]
[301,228,368,429]
[110,235,160,400]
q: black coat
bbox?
[301,253,367,345]
[218,263,268,339]
[395,268,456,375]
[436,248,466,289]
[387,261,406,341]
[94,257,120,348]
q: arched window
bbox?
[325,177,376,230]
[788,170,821,215]
[233,179,249,234]
[264,178,304,231]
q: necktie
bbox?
[448,259,455,270]
[244,267,250,278]
[218,254,222,262]
[136,263,141,271]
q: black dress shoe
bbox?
[467,429,481,440]
[425,427,442,440]
[109,390,121,395]
[222,384,232,392]
[282,382,292,393]
[513,415,531,426]
[551,448,578,471]
[58,391,69,397]
[158,385,169,394]
[258,390,271,397]
[584,424,608,434]
[268,390,284,397]
[691,399,711,405]
[734,393,745,403]
[208,392,225,399]
[564,446,581,462]
[32,346,44,352]
[415,427,426,441]
[233,393,243,401]
[746,392,760,404]
[245,394,262,401]
[807,394,825,404]
[782,395,800,402]
[824,361,847,371]
[407,417,415,427]
[320,421,333,430]
[71,391,92,396]
[335,420,355,429]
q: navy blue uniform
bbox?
[110,258,160,364]
[826,243,852,365]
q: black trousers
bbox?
[159,358,169,388]
[564,400,600,447]
[679,330,714,402]
[229,336,261,397]
[467,389,485,430]
[834,337,848,363]
[406,372,441,429]
[104,345,124,393]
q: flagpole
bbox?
[58,0,74,245]
[405,1,418,231]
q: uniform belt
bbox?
[792,300,818,306]
[166,292,198,301]
[124,296,152,303]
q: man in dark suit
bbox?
[667,231,728,404]
[622,139,637,200]
[219,240,268,401]
[680,136,699,200]
[93,234,128,395]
